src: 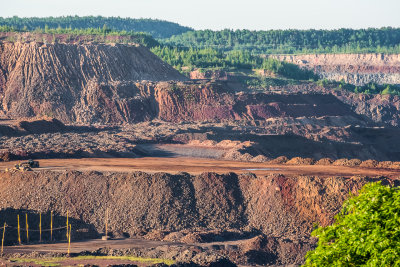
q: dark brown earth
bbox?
[0,166,398,265]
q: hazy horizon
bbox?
[1,0,400,31]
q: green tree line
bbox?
[0,25,159,47]
[164,28,400,54]
[0,16,192,38]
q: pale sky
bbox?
[1,0,399,30]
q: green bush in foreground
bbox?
[304,182,400,266]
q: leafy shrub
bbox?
[304,182,400,266]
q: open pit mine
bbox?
[0,38,399,266]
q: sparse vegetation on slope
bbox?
[0,25,159,47]
[150,46,318,80]
[316,79,400,96]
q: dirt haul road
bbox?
[1,157,399,178]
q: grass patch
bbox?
[9,258,61,266]
[9,255,175,266]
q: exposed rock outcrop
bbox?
[269,53,400,85]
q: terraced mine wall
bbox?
[0,170,397,264]
[268,53,400,86]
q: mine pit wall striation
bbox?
[268,53,400,86]
[0,41,186,123]
[0,171,396,244]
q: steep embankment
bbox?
[0,41,186,123]
[269,53,400,85]
[0,170,397,264]
[153,81,364,122]
[0,170,395,237]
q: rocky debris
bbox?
[315,158,333,165]
[268,156,289,164]
[378,161,395,169]
[360,159,379,168]
[333,158,362,167]
[0,130,139,160]
[222,149,245,161]
[391,162,400,169]
[0,118,400,161]
[188,140,253,150]
[251,155,270,162]
[346,159,362,167]
[221,149,254,162]
[286,157,315,165]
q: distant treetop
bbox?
[164,28,400,54]
[0,16,193,39]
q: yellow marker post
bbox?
[67,224,71,255]
[25,214,29,243]
[50,211,53,241]
[66,211,69,240]
[1,222,6,255]
[17,215,21,245]
[39,213,42,242]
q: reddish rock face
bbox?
[154,82,360,122]
[0,42,186,123]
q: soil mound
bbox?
[286,157,315,165]
[360,159,379,168]
[268,156,289,164]
[333,158,362,167]
[315,158,333,165]
[0,41,186,123]
[250,155,270,162]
